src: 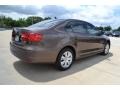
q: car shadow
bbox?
[13,52,113,82]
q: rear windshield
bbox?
[28,19,64,28]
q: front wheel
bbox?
[55,48,75,71]
[101,43,110,55]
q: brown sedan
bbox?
[10,19,110,70]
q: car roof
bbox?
[56,19,91,23]
[56,19,94,26]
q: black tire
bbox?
[55,48,75,71]
[101,43,110,55]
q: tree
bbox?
[95,26,104,31]
[26,16,43,26]
[4,17,14,27]
[0,15,53,28]
[0,16,14,28]
[44,17,51,20]
[104,26,112,31]
[96,26,112,31]
[16,18,27,27]
[116,26,120,31]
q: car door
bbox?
[86,23,105,52]
[67,20,95,56]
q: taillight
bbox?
[28,33,42,42]
[21,32,29,41]
[21,32,43,42]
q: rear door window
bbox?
[86,23,98,35]
[72,21,87,34]
[65,21,88,34]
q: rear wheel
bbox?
[101,43,110,55]
[55,48,75,71]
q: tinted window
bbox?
[28,20,63,28]
[65,22,73,32]
[86,24,98,35]
[66,21,87,33]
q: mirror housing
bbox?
[65,25,71,29]
[97,30,104,36]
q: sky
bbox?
[0,5,120,29]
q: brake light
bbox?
[29,33,42,42]
[21,32,29,41]
[21,32,43,42]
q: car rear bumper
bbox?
[10,42,57,63]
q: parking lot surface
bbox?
[0,30,120,85]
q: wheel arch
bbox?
[56,45,76,60]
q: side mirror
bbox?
[65,25,72,32]
[97,30,104,36]
[65,25,71,29]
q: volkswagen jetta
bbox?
[10,19,110,70]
